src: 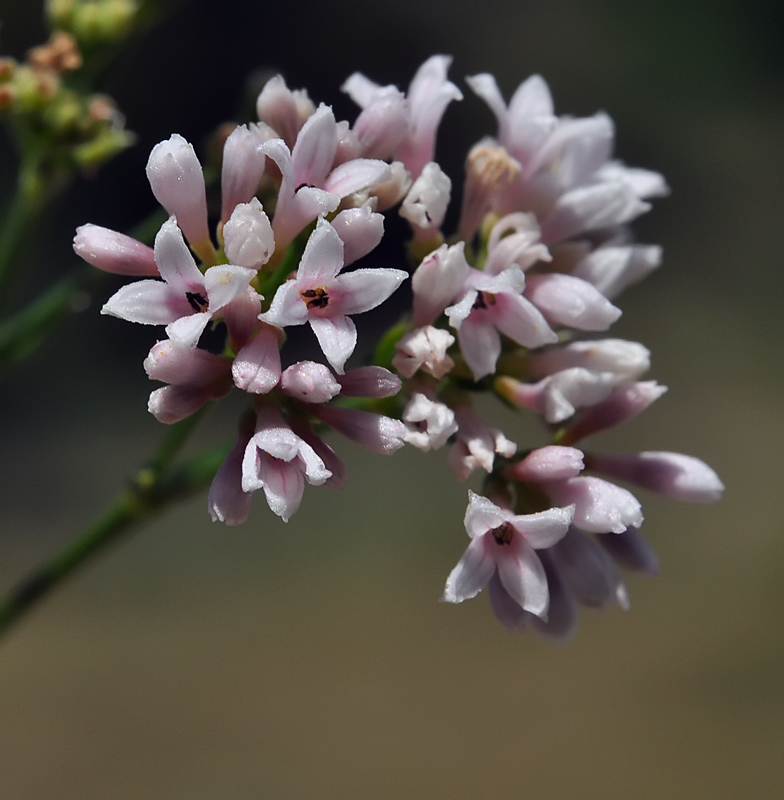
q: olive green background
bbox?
[0,1,781,797]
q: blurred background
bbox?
[0,0,782,797]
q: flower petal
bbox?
[442,536,496,603]
[309,314,357,374]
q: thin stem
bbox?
[0,407,225,640]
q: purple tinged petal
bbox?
[322,158,391,198]
[562,381,668,444]
[598,527,660,575]
[148,384,212,424]
[223,287,263,353]
[341,72,382,108]
[529,550,579,642]
[529,339,650,383]
[311,405,406,454]
[497,537,550,617]
[465,73,509,139]
[337,366,401,398]
[232,326,282,394]
[330,207,384,265]
[256,75,309,149]
[589,451,724,503]
[101,280,190,325]
[551,528,629,609]
[442,536,496,603]
[273,186,340,250]
[525,273,622,331]
[208,422,254,525]
[280,361,340,403]
[331,268,407,316]
[144,339,230,385]
[73,225,158,276]
[488,570,528,633]
[308,314,357,374]
[352,90,410,159]
[288,416,348,490]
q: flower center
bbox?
[491,521,515,546]
[301,286,329,310]
[473,291,496,311]
[185,291,208,312]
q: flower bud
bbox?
[336,366,401,398]
[223,197,275,269]
[73,224,158,276]
[411,242,470,327]
[330,207,384,265]
[507,446,585,483]
[220,124,267,224]
[352,88,410,160]
[524,273,622,331]
[529,339,650,383]
[146,134,214,263]
[281,361,341,403]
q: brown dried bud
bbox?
[27,31,83,75]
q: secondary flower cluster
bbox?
[74,56,723,640]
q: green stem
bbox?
[0,407,227,639]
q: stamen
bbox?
[491,521,515,546]
[301,286,329,310]
[185,291,208,312]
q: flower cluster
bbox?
[75,56,723,640]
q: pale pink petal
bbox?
[544,476,643,534]
[487,571,528,632]
[147,384,212,424]
[220,124,267,223]
[464,490,510,539]
[165,312,210,348]
[322,158,391,198]
[260,280,308,329]
[507,446,585,483]
[455,316,502,381]
[144,339,230,385]
[296,217,345,284]
[510,504,575,549]
[290,104,338,188]
[101,280,190,325]
[203,265,256,313]
[341,71,382,108]
[496,537,549,617]
[493,290,558,348]
[223,197,275,269]
[153,217,205,291]
[331,268,407,316]
[232,327,282,394]
[259,452,305,523]
[524,273,622,331]
[223,288,263,352]
[330,207,384,265]
[412,242,471,327]
[442,536,496,603]
[309,314,357,373]
[208,423,254,525]
[280,361,340,403]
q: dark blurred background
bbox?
[0,1,782,797]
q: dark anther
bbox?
[185,291,208,312]
[491,522,515,546]
[301,286,329,310]
[472,291,496,311]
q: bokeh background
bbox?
[0,0,782,797]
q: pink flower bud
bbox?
[330,207,384,265]
[281,361,341,403]
[73,224,158,276]
[146,134,214,264]
[529,339,650,383]
[411,242,470,327]
[400,161,451,237]
[336,366,401,398]
[587,451,724,503]
[220,124,267,224]
[256,75,314,148]
[561,381,668,444]
[223,197,275,269]
[352,87,410,160]
[524,273,622,331]
[312,405,407,455]
[507,446,585,483]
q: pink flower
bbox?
[241,407,332,522]
[445,265,557,381]
[260,218,406,373]
[101,217,256,348]
[443,491,575,619]
[343,55,463,179]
